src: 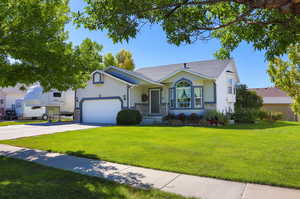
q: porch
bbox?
[134,103,168,117]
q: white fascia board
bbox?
[263,97,293,104]
[159,69,214,82]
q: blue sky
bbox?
[68,0,273,88]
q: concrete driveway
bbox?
[0,123,100,140]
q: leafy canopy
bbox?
[0,0,103,91]
[268,44,300,114]
[103,49,135,70]
[74,0,300,60]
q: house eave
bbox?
[104,66,164,86]
[158,69,215,83]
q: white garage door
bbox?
[82,98,122,124]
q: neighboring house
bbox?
[75,59,240,124]
[0,85,27,112]
[249,87,298,121]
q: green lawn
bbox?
[0,156,191,199]
[0,120,46,127]
[2,121,300,189]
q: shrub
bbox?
[116,109,142,125]
[204,110,219,121]
[188,113,200,122]
[258,110,268,120]
[177,113,186,122]
[233,109,259,123]
[218,113,229,125]
[162,113,176,121]
[264,111,283,123]
[203,110,229,126]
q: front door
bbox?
[150,89,160,114]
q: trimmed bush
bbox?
[204,110,219,121]
[162,113,176,121]
[116,109,142,125]
[218,113,229,125]
[264,111,283,123]
[188,113,200,122]
[203,110,229,126]
[233,109,259,123]
[258,110,268,120]
[177,113,186,122]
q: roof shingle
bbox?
[135,59,232,81]
[249,87,289,97]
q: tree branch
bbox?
[139,0,300,15]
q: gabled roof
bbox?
[249,87,289,98]
[92,70,135,86]
[104,66,163,86]
[135,59,233,82]
[158,68,215,82]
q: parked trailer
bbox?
[23,85,75,119]
[15,99,47,120]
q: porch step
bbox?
[141,116,163,125]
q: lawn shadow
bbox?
[0,148,153,189]
[0,156,166,199]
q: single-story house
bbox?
[75,59,240,124]
[249,87,298,121]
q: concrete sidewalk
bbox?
[0,144,299,199]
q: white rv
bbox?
[15,99,47,120]
[22,85,75,119]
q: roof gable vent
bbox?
[183,63,189,69]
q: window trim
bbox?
[168,79,204,110]
[228,79,234,94]
[93,72,104,84]
[175,79,193,109]
[193,86,204,109]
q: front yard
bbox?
[0,156,190,199]
[1,121,300,189]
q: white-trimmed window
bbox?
[93,72,103,84]
[228,79,233,94]
[176,80,192,108]
[194,87,203,108]
[169,88,175,108]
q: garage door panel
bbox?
[82,99,121,124]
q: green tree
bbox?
[268,44,300,114]
[235,84,263,111]
[0,0,103,91]
[115,49,135,71]
[103,50,135,70]
[103,53,117,67]
[74,0,300,60]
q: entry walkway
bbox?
[0,144,299,199]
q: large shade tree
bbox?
[268,44,300,114]
[0,0,104,91]
[74,0,300,60]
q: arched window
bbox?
[93,72,103,84]
[175,79,192,108]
